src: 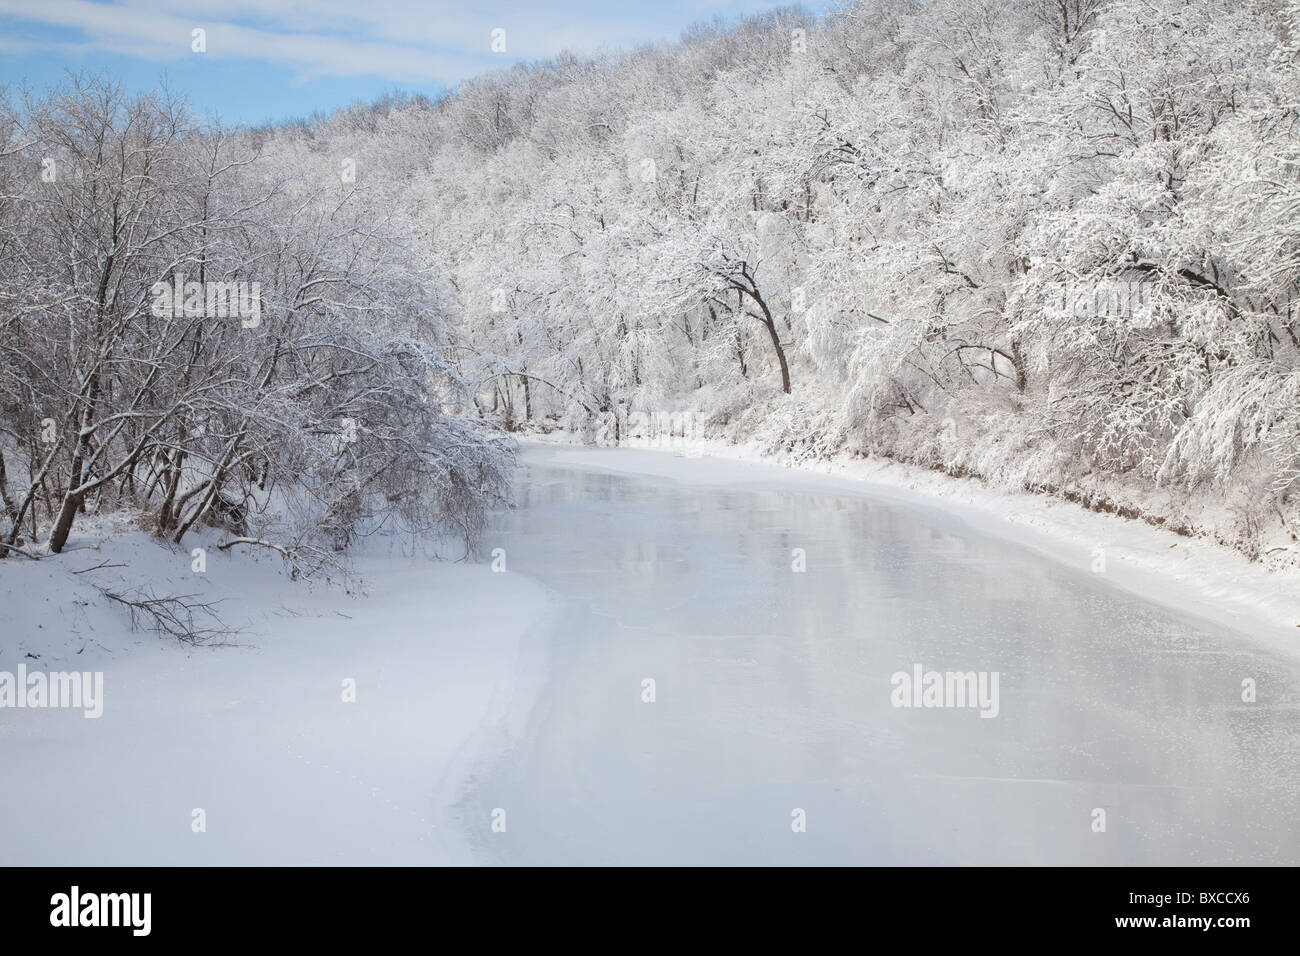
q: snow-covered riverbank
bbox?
[523,435,1300,658]
[0,521,552,864]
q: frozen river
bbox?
[461,443,1300,865]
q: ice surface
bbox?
[460,444,1300,865]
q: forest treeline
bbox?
[3,0,1299,564]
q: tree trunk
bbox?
[1011,339,1027,392]
[0,452,16,558]
[762,317,792,393]
[49,385,97,554]
[48,488,80,554]
[743,283,791,394]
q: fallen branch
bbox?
[71,560,128,574]
[96,585,237,645]
[216,534,343,582]
[0,541,40,560]
[216,536,294,558]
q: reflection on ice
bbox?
[463,447,1300,865]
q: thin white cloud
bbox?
[0,0,734,83]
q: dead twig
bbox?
[71,560,128,574]
[95,585,238,645]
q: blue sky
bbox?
[0,0,829,127]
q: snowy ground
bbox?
[0,519,551,865]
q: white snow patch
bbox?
[0,519,552,864]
